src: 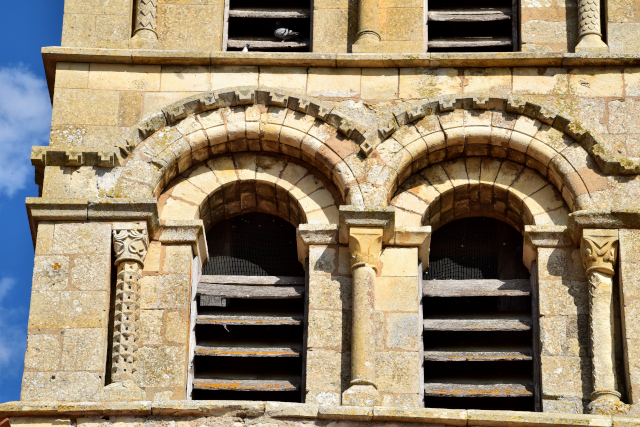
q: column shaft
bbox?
[352,0,381,52]
[132,0,159,48]
[576,0,608,52]
[350,264,377,385]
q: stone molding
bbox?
[523,225,575,269]
[154,219,209,266]
[31,146,117,168]
[338,205,395,244]
[569,210,640,242]
[0,400,627,425]
[296,224,339,265]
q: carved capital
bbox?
[349,227,383,272]
[581,229,618,276]
[113,227,148,266]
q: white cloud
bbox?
[0,66,51,196]
[0,277,27,377]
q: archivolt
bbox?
[159,152,342,228]
[113,87,382,206]
[391,157,570,233]
[376,98,616,211]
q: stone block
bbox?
[609,23,640,53]
[542,397,584,414]
[539,279,588,317]
[307,309,347,350]
[35,222,55,256]
[464,68,512,95]
[61,328,107,372]
[143,92,200,117]
[137,346,188,388]
[24,334,61,371]
[211,66,259,90]
[569,68,624,97]
[140,274,190,309]
[52,89,120,126]
[540,355,591,398]
[309,245,336,274]
[386,313,421,350]
[21,371,103,401]
[621,230,640,263]
[32,256,70,292]
[381,8,423,41]
[375,277,420,312]
[28,291,109,329]
[10,418,72,427]
[70,254,110,291]
[162,245,192,274]
[521,20,574,52]
[52,223,111,255]
[306,349,346,394]
[399,68,461,99]
[308,68,361,98]
[309,275,351,310]
[609,99,640,134]
[61,14,95,47]
[55,62,89,89]
[88,64,161,91]
[140,310,164,345]
[376,351,421,393]
[362,68,399,99]
[380,247,418,277]
[259,67,308,93]
[161,65,210,92]
[144,242,162,273]
[312,9,350,53]
[165,310,189,345]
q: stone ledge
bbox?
[155,219,209,266]
[568,210,640,243]
[2,402,637,426]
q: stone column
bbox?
[352,0,381,53]
[343,226,384,406]
[581,229,622,413]
[576,0,608,53]
[131,0,159,49]
[109,225,148,389]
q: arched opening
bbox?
[422,217,539,412]
[192,212,306,403]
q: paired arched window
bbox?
[422,217,540,411]
[191,213,306,402]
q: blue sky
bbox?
[0,0,64,402]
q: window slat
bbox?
[428,9,511,22]
[424,382,534,397]
[423,279,531,297]
[195,345,301,357]
[428,37,512,48]
[198,283,304,299]
[193,378,300,391]
[229,8,310,18]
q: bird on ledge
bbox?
[274,21,300,43]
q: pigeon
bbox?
[242,44,250,52]
[274,21,300,42]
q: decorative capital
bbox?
[113,226,149,266]
[581,229,618,276]
[349,227,384,272]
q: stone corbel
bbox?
[101,222,149,401]
[155,219,209,267]
[581,229,624,414]
[523,225,574,270]
[296,224,339,267]
[131,0,159,49]
[576,0,608,53]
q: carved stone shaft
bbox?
[581,229,621,412]
[352,0,381,52]
[576,0,608,52]
[342,227,383,406]
[132,0,159,48]
[111,228,148,384]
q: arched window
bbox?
[426,0,519,52]
[191,212,306,402]
[422,217,540,411]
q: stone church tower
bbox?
[3,0,640,426]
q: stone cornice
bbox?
[154,219,209,265]
[0,400,627,426]
[569,210,640,242]
[339,206,396,245]
[25,197,159,246]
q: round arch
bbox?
[158,152,342,229]
[390,157,570,234]
[376,98,618,212]
[114,87,372,206]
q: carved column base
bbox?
[588,392,630,415]
[98,380,145,402]
[576,34,608,53]
[131,29,159,50]
[342,384,381,407]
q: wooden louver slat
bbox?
[193,378,300,391]
[428,8,512,22]
[423,279,531,297]
[424,350,532,362]
[228,8,310,18]
[424,382,533,397]
[197,314,303,326]
[423,316,532,332]
[195,345,301,357]
[428,37,512,48]
[200,275,306,285]
[198,283,304,299]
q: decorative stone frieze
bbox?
[110,225,148,387]
[580,229,622,413]
[576,0,608,53]
[131,0,158,49]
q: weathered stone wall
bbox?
[619,229,640,404]
[22,222,113,401]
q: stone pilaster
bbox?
[576,0,608,53]
[131,0,159,49]
[351,0,381,53]
[104,224,148,400]
[581,229,622,414]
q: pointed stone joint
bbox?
[109,224,148,393]
[576,0,608,53]
[581,229,622,413]
[339,206,395,406]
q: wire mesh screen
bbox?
[203,212,305,276]
[424,217,530,280]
